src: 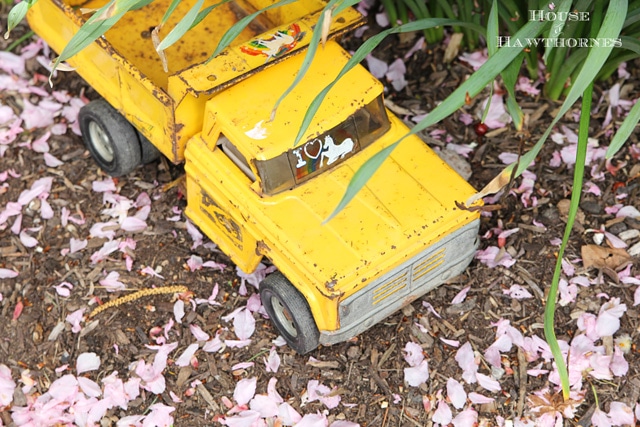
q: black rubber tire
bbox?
[79,100,142,177]
[137,130,162,164]
[260,272,320,354]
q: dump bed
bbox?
[26,0,363,161]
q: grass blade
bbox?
[156,0,204,51]
[542,0,572,63]
[545,82,593,401]
[5,0,31,39]
[324,142,399,222]
[160,0,182,25]
[605,97,640,159]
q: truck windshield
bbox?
[255,95,390,195]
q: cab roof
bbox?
[206,41,383,161]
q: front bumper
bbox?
[319,218,480,346]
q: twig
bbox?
[89,285,189,318]
[516,346,527,418]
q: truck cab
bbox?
[184,41,480,353]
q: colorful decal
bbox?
[291,134,356,180]
[240,23,305,61]
[200,191,243,249]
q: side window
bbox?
[217,135,256,181]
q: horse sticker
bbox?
[240,23,306,61]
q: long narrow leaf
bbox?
[5,1,30,39]
[605,97,640,158]
[542,0,572,63]
[545,82,593,401]
[160,0,183,25]
[324,142,399,223]
[156,0,205,51]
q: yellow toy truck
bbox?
[27,0,480,353]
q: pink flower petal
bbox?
[403,359,429,387]
[455,342,478,384]
[173,300,185,323]
[77,352,101,374]
[0,268,18,278]
[233,308,256,340]
[403,341,424,367]
[447,378,467,409]
[249,394,279,418]
[264,347,280,373]
[452,408,478,427]
[0,364,16,407]
[120,216,147,232]
[92,178,117,192]
[476,372,501,392]
[234,377,257,406]
[142,403,175,427]
[278,402,302,425]
[432,400,452,425]
[175,343,199,367]
[189,324,210,341]
[608,401,634,425]
[78,376,102,397]
[451,286,470,304]
[468,392,494,404]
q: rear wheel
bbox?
[137,130,162,164]
[260,272,320,354]
[79,100,142,176]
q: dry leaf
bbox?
[444,33,464,63]
[581,244,632,271]
[466,169,511,206]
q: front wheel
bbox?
[260,272,320,354]
[79,100,142,176]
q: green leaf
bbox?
[207,0,299,60]
[619,35,640,55]
[542,0,572,63]
[486,0,499,56]
[545,82,593,401]
[509,0,626,179]
[324,142,399,223]
[5,1,30,39]
[191,4,216,28]
[156,0,204,51]
[160,0,183,25]
[605,98,640,159]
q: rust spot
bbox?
[256,240,270,255]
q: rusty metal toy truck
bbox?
[27,0,480,353]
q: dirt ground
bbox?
[1,8,640,427]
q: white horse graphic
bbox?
[320,135,354,167]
